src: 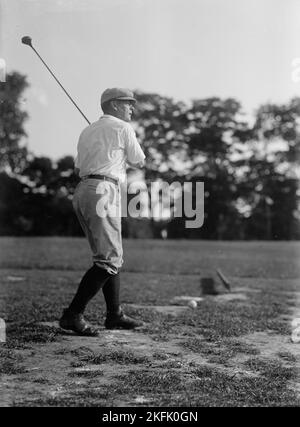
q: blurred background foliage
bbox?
[0,72,299,239]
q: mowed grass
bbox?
[0,237,299,278]
[0,237,300,407]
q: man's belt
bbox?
[83,174,119,185]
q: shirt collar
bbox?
[100,114,124,123]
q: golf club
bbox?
[21,36,90,124]
[216,269,231,291]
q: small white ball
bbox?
[188,300,197,309]
[291,330,300,343]
[291,318,300,329]
[291,318,300,343]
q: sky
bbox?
[1,0,300,160]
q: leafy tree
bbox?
[23,156,54,188]
[0,72,29,173]
[0,172,30,235]
[254,98,300,166]
[21,155,81,236]
[177,97,252,239]
[134,91,190,181]
[133,94,255,239]
[239,100,300,239]
[53,155,80,195]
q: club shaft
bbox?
[31,46,90,124]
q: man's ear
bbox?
[111,100,118,111]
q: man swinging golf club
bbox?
[59,88,146,336]
[21,38,146,335]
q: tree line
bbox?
[0,72,299,239]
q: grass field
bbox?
[0,237,300,407]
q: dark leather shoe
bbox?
[59,309,99,337]
[105,307,144,330]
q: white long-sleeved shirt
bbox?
[75,114,145,182]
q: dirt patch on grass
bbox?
[1,314,299,406]
[0,324,185,406]
[237,331,300,395]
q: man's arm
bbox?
[124,124,145,169]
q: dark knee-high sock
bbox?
[102,272,120,313]
[68,264,111,314]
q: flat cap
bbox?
[101,88,136,105]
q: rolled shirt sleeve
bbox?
[123,124,145,165]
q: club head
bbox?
[21,36,33,47]
[216,269,231,291]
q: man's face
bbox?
[112,100,135,122]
